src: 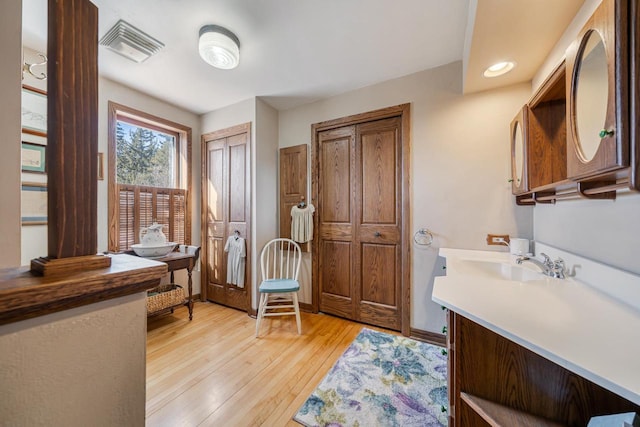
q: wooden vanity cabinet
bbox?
[447,311,640,427]
[566,0,629,182]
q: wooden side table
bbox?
[126,248,201,321]
[155,248,201,320]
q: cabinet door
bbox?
[279,144,308,249]
[510,106,529,195]
[566,0,629,180]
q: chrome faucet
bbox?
[516,253,565,279]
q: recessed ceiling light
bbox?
[483,61,516,78]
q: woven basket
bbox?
[146,284,185,314]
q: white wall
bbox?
[532,0,640,274]
[0,0,22,268]
[0,294,148,426]
[255,98,280,308]
[279,61,533,332]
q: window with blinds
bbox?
[108,102,192,252]
[117,185,187,250]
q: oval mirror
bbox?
[574,30,609,162]
[513,121,524,186]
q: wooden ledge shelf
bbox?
[518,177,634,204]
[461,393,567,427]
[0,254,167,325]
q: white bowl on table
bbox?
[131,242,177,258]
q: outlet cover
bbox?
[486,234,510,246]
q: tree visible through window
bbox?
[107,102,192,252]
[116,121,176,187]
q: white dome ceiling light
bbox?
[198,25,240,70]
[483,61,516,78]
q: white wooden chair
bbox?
[255,238,302,337]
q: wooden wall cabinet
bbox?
[512,62,569,205]
[447,311,640,426]
[510,106,529,195]
[279,144,308,250]
[511,0,638,204]
[566,0,629,183]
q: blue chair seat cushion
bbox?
[259,279,300,293]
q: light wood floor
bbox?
[146,301,380,426]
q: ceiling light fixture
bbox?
[198,25,240,70]
[483,61,516,78]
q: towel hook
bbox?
[298,196,306,208]
[22,53,48,81]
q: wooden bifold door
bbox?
[313,105,410,333]
[201,123,251,312]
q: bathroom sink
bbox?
[450,259,543,282]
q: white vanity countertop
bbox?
[433,247,640,405]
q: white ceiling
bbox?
[22,0,584,115]
[463,0,584,94]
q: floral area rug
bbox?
[294,328,448,427]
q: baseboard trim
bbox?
[410,328,446,347]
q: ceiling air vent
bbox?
[99,19,164,63]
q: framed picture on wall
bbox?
[21,182,47,225]
[21,85,47,137]
[21,142,46,173]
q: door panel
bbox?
[206,140,226,303]
[208,146,224,221]
[361,127,397,224]
[317,115,403,331]
[203,124,251,312]
[361,243,396,306]
[228,140,246,223]
[319,238,353,319]
[356,117,402,330]
[321,133,352,223]
[320,241,352,298]
[207,237,225,302]
[318,126,356,320]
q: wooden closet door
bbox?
[203,124,251,312]
[205,138,227,304]
[318,126,356,320]
[355,117,402,330]
[318,117,403,331]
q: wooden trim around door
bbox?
[311,103,411,336]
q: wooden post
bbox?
[31,0,109,274]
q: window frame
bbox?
[115,115,181,188]
[107,101,192,252]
